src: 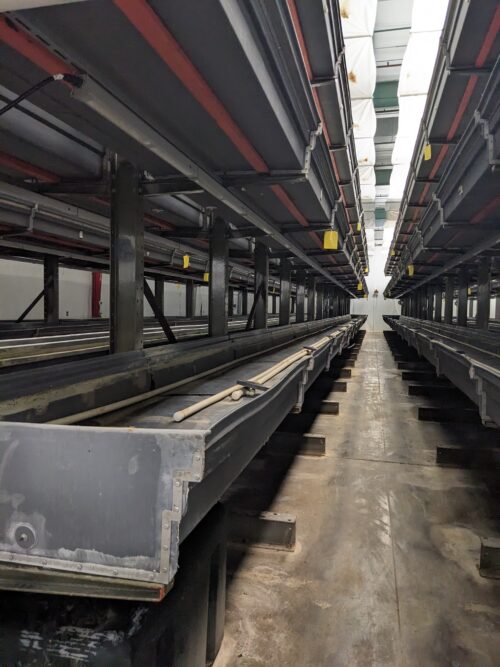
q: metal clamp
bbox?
[237,380,269,395]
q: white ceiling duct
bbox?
[355,137,376,166]
[344,36,377,99]
[359,165,376,186]
[411,0,449,32]
[339,0,377,38]
[398,32,442,96]
[351,98,377,139]
[388,163,410,200]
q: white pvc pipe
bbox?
[0,1,88,9]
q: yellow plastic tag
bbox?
[183,254,190,269]
[423,143,432,161]
[407,264,414,277]
[357,282,363,291]
[391,249,395,257]
[364,267,368,274]
[468,287,472,296]
[357,221,361,232]
[363,294,368,299]
[323,230,338,250]
[203,272,209,282]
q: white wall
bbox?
[0,258,92,320]
[351,228,400,331]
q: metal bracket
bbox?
[237,380,269,394]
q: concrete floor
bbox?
[216,331,500,667]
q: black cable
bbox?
[0,73,83,118]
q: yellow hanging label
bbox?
[323,230,338,250]
[364,267,368,274]
[183,254,190,269]
[357,221,361,232]
[391,249,395,256]
[407,264,414,277]
[468,287,472,296]
[423,143,432,161]
[363,293,368,299]
[203,272,209,282]
[357,282,363,291]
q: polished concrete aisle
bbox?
[216,331,500,667]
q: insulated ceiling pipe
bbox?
[0,1,89,9]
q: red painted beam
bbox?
[0,150,59,183]
[0,10,329,264]
[112,0,330,257]
[0,17,76,79]
[113,0,267,174]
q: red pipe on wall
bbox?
[91,271,102,318]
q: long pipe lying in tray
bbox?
[173,330,343,422]
[50,324,347,426]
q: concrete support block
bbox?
[228,510,296,551]
[269,431,326,456]
[479,538,500,579]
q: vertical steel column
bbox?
[307,275,316,320]
[272,294,278,315]
[110,160,143,353]
[495,296,500,319]
[476,256,491,330]
[43,256,59,324]
[434,285,442,322]
[325,287,331,317]
[279,259,291,326]
[444,277,454,324]
[315,284,324,320]
[209,217,228,337]
[254,241,268,329]
[228,287,234,318]
[457,268,468,327]
[186,279,195,318]
[427,285,434,320]
[295,269,305,323]
[154,278,164,314]
[420,288,427,319]
[241,289,248,316]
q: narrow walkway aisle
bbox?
[217,332,500,667]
